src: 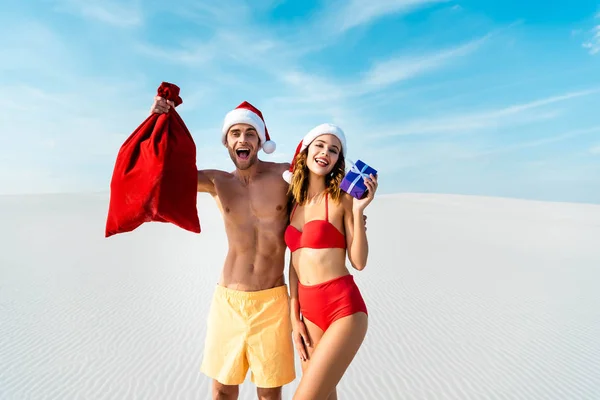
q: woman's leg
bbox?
[293,312,368,400]
[299,318,338,399]
[300,317,323,373]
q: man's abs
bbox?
[217,207,289,291]
[209,162,291,291]
[219,250,286,291]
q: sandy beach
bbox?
[1,192,599,400]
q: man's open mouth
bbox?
[236,148,250,160]
[315,157,329,167]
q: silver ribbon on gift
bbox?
[346,160,370,194]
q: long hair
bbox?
[287,148,346,207]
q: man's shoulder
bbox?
[255,161,290,190]
[262,160,291,171]
[199,168,234,181]
[255,161,290,177]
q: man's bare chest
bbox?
[215,180,287,218]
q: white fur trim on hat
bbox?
[222,108,265,144]
[262,139,276,154]
[282,170,293,184]
[302,123,346,156]
[221,106,276,154]
[281,123,347,183]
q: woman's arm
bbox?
[289,258,311,361]
[289,259,301,323]
[343,173,378,271]
[343,196,368,271]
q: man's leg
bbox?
[213,381,239,400]
[246,285,296,394]
[246,286,296,390]
[256,386,282,400]
[200,286,249,392]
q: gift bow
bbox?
[347,161,370,194]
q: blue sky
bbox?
[1,0,599,203]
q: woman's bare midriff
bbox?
[292,247,349,285]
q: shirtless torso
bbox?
[197,160,291,291]
[149,96,297,397]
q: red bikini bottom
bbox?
[298,274,368,332]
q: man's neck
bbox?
[234,160,262,184]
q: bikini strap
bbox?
[325,192,329,222]
[290,202,299,220]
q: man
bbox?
[151,97,294,400]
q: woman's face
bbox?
[306,134,342,177]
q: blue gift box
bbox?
[340,160,377,199]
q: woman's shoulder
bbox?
[331,191,353,212]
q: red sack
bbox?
[105,82,201,237]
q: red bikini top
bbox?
[284,192,347,252]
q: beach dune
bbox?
[1,192,599,399]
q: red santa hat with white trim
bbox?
[222,101,276,154]
[282,123,347,183]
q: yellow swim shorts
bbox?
[200,284,296,388]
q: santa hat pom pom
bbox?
[263,140,276,154]
[282,170,293,183]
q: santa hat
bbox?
[222,101,276,154]
[282,123,347,183]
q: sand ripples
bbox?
[1,193,600,399]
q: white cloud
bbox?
[371,88,600,138]
[0,74,157,195]
[350,126,600,174]
[134,42,215,67]
[135,23,284,73]
[144,0,460,80]
[362,35,488,88]
[132,0,483,128]
[332,0,449,33]
[128,2,495,154]
[582,11,600,55]
[352,141,480,171]
[276,71,347,104]
[472,126,600,157]
[171,1,252,24]
[4,0,596,200]
[267,33,491,118]
[590,145,600,155]
[582,26,600,55]
[0,21,72,79]
[479,89,600,118]
[52,0,143,27]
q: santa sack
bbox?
[105,82,201,237]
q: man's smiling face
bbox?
[226,123,261,170]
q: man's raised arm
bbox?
[197,170,219,195]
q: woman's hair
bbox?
[287,147,346,206]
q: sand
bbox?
[1,192,599,399]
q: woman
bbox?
[282,123,378,399]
